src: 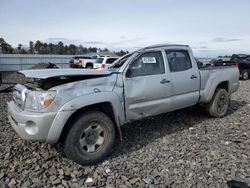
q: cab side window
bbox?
[166,50,192,72]
[126,51,165,77]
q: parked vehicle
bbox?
[69,56,91,68]
[79,55,109,69]
[69,54,100,68]
[94,56,119,69]
[211,60,237,67]
[230,54,250,80]
[231,54,249,61]
[8,44,239,165]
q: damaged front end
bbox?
[30,74,111,90]
[12,68,117,112]
[19,68,113,90]
[8,68,119,144]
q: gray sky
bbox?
[0,0,250,57]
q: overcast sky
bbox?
[0,0,250,57]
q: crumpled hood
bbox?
[19,68,112,79]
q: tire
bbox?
[63,111,116,165]
[206,88,229,118]
[241,69,249,80]
[86,64,93,69]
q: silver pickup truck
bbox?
[7,44,239,165]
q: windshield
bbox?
[109,53,134,71]
[96,57,104,64]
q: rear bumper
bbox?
[7,101,57,142]
[94,64,102,69]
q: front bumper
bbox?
[7,101,57,142]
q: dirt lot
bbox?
[0,80,249,188]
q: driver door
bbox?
[124,51,172,121]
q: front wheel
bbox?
[63,111,116,165]
[206,88,229,118]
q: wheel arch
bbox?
[59,102,123,143]
[216,81,229,92]
[86,62,93,68]
[46,92,125,144]
[200,80,230,103]
[209,81,229,101]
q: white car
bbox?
[94,56,119,69]
[78,54,101,69]
[69,56,92,68]
[70,54,101,68]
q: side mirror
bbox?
[197,61,204,68]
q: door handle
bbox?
[190,75,198,79]
[160,79,170,84]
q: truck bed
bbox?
[199,66,239,103]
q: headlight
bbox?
[24,90,56,111]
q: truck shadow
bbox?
[227,100,248,116]
[110,99,247,159]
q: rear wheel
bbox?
[241,69,249,80]
[206,88,229,118]
[63,111,116,165]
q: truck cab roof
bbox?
[137,44,190,52]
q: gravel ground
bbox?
[0,79,249,188]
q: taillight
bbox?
[234,60,240,68]
[101,64,105,68]
[79,59,82,65]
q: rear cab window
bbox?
[165,50,192,72]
